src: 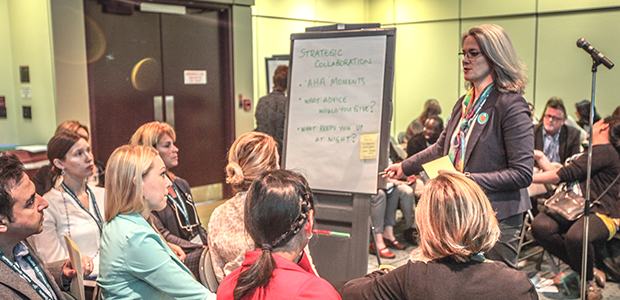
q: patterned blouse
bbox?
[207,192,254,283]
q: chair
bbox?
[198,247,219,292]
[517,210,570,294]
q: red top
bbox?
[217,250,341,300]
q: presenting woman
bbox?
[130,121,208,278]
[385,24,534,268]
[340,173,537,300]
[217,170,340,300]
[33,131,103,276]
[531,116,620,299]
[97,145,214,299]
[208,132,281,282]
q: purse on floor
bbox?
[544,173,620,222]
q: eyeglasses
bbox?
[459,51,483,60]
[544,114,564,122]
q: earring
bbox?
[308,231,313,240]
[61,169,65,176]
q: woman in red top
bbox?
[217,170,341,300]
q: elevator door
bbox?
[84,1,233,187]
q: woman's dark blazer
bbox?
[401,88,534,220]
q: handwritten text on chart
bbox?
[301,77,366,88]
[315,101,377,114]
[296,125,364,143]
[298,48,372,69]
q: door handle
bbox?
[154,96,163,122]
[165,95,175,128]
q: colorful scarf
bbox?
[449,83,494,172]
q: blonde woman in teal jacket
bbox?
[97,145,215,300]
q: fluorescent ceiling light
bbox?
[140,3,186,15]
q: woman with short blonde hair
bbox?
[340,173,537,300]
[130,121,208,278]
[98,145,213,299]
[411,173,499,263]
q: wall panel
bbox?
[461,0,536,18]
[536,11,620,118]
[392,21,460,135]
[395,0,459,23]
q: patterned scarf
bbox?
[449,83,494,172]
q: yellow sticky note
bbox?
[422,156,456,179]
[359,132,378,160]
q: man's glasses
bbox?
[459,51,483,60]
[544,114,564,122]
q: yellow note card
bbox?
[359,132,378,160]
[422,155,456,179]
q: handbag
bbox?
[544,173,620,222]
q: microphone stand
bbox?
[579,57,600,300]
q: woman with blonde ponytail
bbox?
[208,132,281,282]
[216,170,340,300]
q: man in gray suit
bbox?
[0,154,90,300]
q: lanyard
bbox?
[0,249,56,300]
[61,182,103,233]
[167,181,192,227]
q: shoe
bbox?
[369,243,396,259]
[593,267,606,288]
[403,227,419,245]
[586,280,603,300]
[383,237,405,250]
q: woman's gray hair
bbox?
[462,24,528,94]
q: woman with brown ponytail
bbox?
[216,170,340,300]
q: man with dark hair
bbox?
[534,97,581,164]
[0,154,89,299]
[406,115,444,158]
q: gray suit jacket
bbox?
[0,238,67,300]
[402,89,534,220]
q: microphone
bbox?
[577,38,614,69]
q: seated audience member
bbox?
[534,97,582,165]
[340,173,537,300]
[406,115,443,158]
[97,145,213,300]
[208,132,281,282]
[402,99,441,143]
[130,121,207,278]
[32,121,105,196]
[575,100,601,133]
[369,190,397,258]
[1,154,93,300]
[217,170,341,300]
[531,116,620,299]
[33,132,105,277]
[613,105,620,118]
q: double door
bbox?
[84,0,234,186]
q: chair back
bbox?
[198,247,219,292]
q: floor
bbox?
[367,216,620,299]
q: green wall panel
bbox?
[395,0,459,23]
[254,0,316,20]
[317,0,366,23]
[392,21,460,136]
[536,11,620,119]
[461,0,536,18]
[539,0,620,13]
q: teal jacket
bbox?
[97,214,213,300]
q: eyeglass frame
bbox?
[543,114,565,122]
[458,51,483,60]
